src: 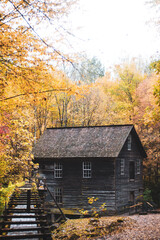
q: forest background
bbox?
[0,0,160,208]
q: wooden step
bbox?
[0,233,51,239]
[8,202,41,206]
[9,198,42,201]
[9,197,42,200]
[6,209,44,213]
[9,202,41,204]
[10,197,40,200]
[13,194,40,196]
[10,199,42,202]
[0,185,52,239]
[0,214,46,218]
[1,220,47,225]
[11,196,41,199]
[1,226,50,232]
[9,201,41,204]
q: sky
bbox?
[64,0,160,69]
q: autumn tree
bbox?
[110,63,145,123]
[133,72,160,205]
[69,86,102,126]
[95,73,125,125]
[0,0,78,187]
[151,60,160,108]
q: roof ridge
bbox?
[33,124,147,159]
[46,124,134,130]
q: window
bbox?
[54,163,62,178]
[83,162,91,178]
[120,159,125,175]
[54,187,63,203]
[130,191,135,203]
[129,161,135,180]
[41,165,45,169]
[127,134,132,151]
[137,159,141,174]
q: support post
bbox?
[27,190,31,213]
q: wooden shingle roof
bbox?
[33,125,146,159]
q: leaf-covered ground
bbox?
[52,214,160,240]
[52,216,133,240]
[104,214,160,240]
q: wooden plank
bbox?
[0,233,51,239]
[129,203,143,208]
[1,226,49,232]
[0,220,47,224]
[0,214,46,218]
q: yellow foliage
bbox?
[88,197,98,204]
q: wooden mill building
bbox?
[33,125,147,214]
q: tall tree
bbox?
[136,73,160,205]
[151,60,160,108]
[111,63,144,123]
[0,0,78,186]
[67,56,105,83]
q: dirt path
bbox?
[52,214,160,240]
[104,214,160,240]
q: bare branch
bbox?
[0,88,70,101]
[8,0,76,66]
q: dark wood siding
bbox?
[38,158,116,211]
[115,132,143,210]
[34,125,146,215]
[81,158,115,211]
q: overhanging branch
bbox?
[8,0,75,67]
[0,88,69,101]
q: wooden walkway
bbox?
[0,184,52,239]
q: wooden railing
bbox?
[29,176,66,222]
[43,182,66,221]
[128,201,154,215]
[117,201,155,215]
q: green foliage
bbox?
[151,60,160,74]
[109,63,145,123]
[79,197,107,218]
[143,188,153,202]
[154,78,160,107]
[0,183,15,214]
[145,182,160,207]
[79,56,105,83]
[68,56,105,83]
[150,60,160,107]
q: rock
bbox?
[89,218,100,225]
[50,223,60,230]
[117,218,124,223]
[69,233,79,240]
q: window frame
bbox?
[54,162,63,178]
[83,161,92,178]
[41,164,45,170]
[120,158,125,176]
[136,159,141,174]
[129,191,135,203]
[54,187,63,204]
[127,134,132,151]
[129,161,135,180]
